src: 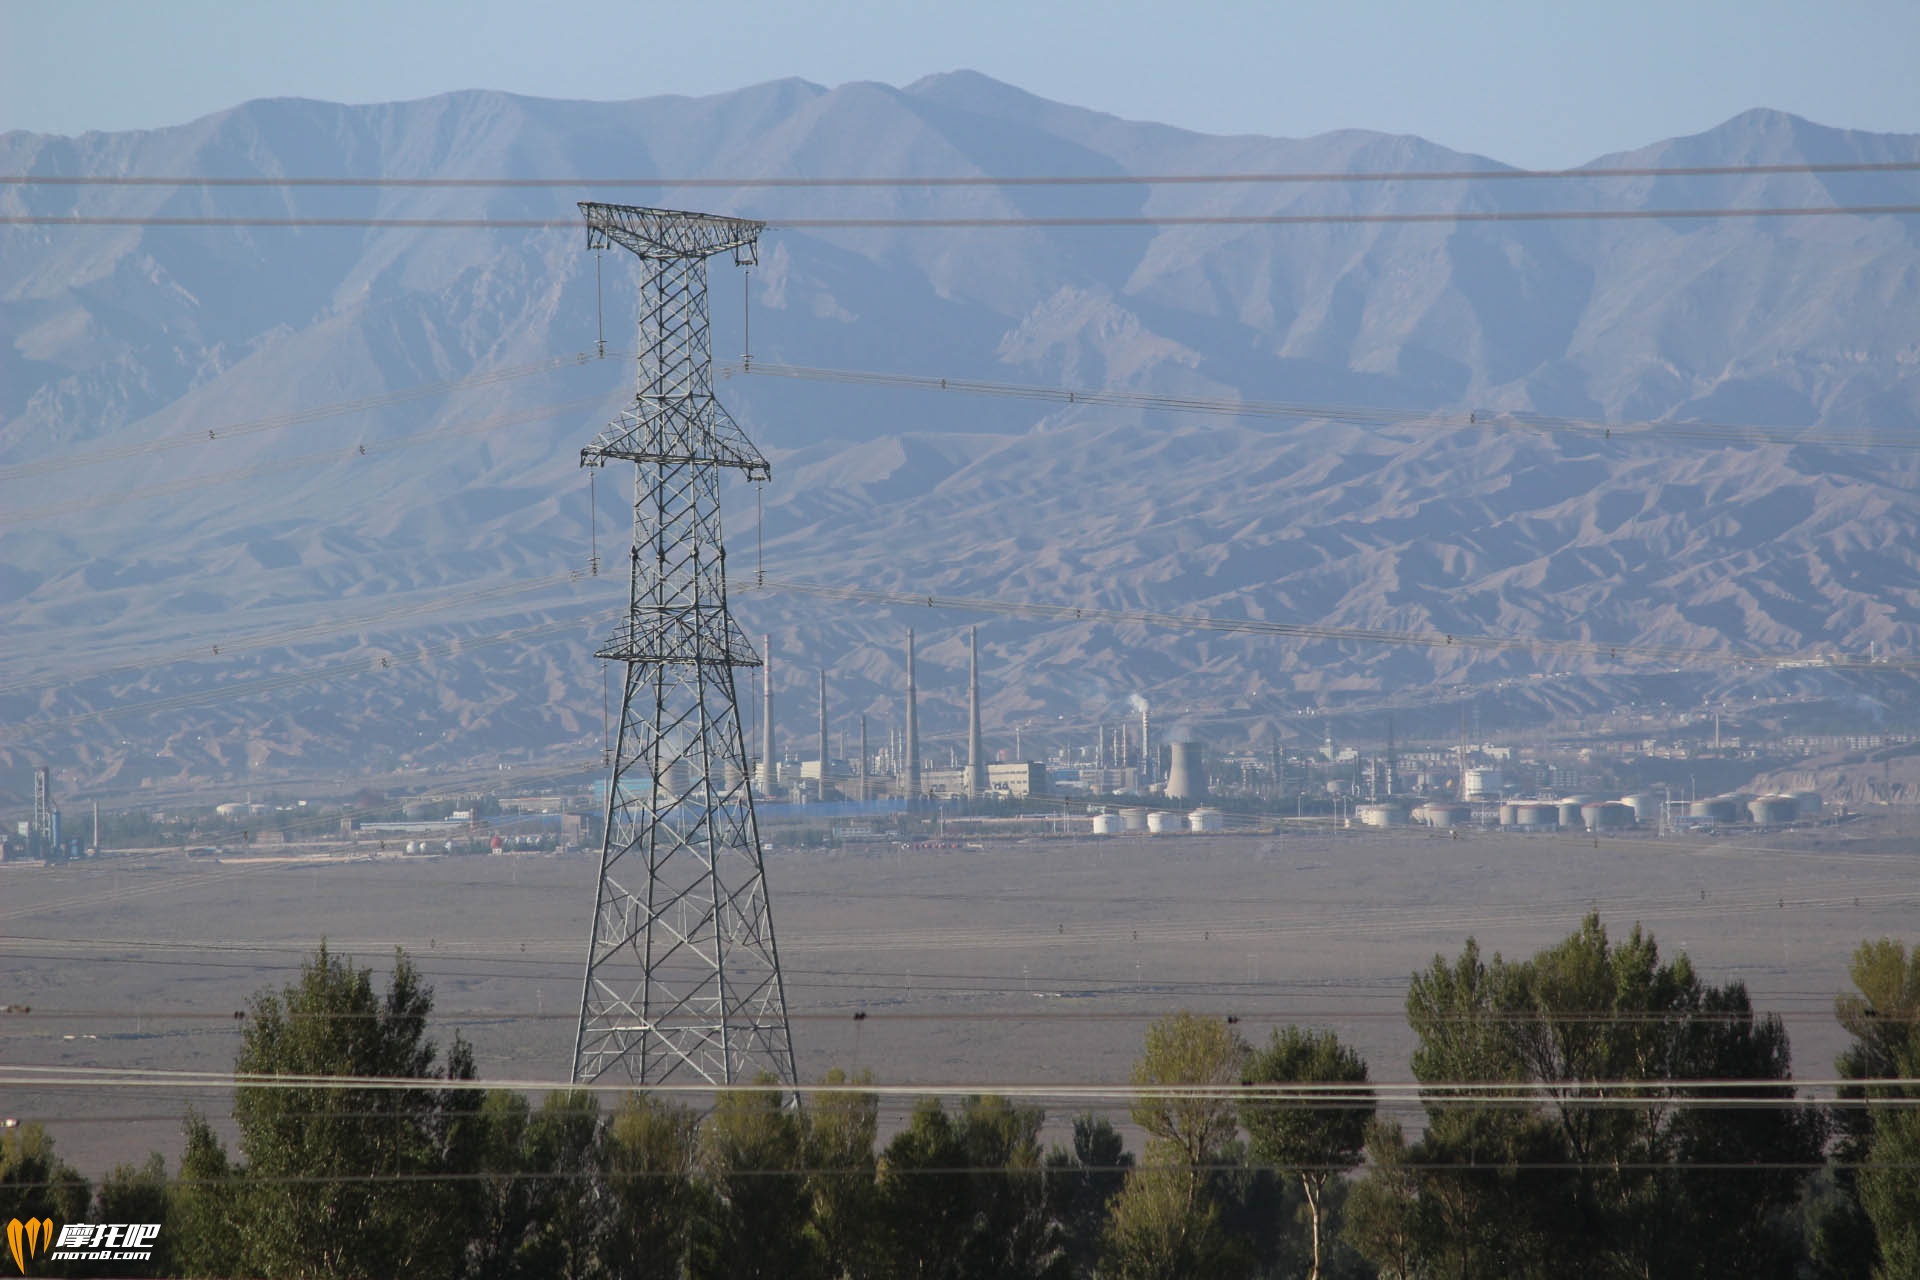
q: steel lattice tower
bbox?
[572,202,795,1086]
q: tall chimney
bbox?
[1141,705,1151,786]
[966,626,987,798]
[858,715,869,804]
[760,634,777,795]
[905,629,920,798]
[817,669,829,799]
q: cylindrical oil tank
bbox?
[1690,797,1740,824]
[1464,768,1503,799]
[1789,790,1823,818]
[1119,806,1148,832]
[1091,813,1122,836]
[1558,799,1587,830]
[1355,803,1405,827]
[1749,795,1799,825]
[1187,807,1226,833]
[1583,801,1634,830]
[1425,802,1473,828]
[1146,810,1181,834]
[1499,803,1520,827]
[1622,793,1659,824]
[1167,742,1207,802]
[1515,802,1559,829]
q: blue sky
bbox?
[5,0,1918,167]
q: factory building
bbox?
[921,762,1049,799]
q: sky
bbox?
[4,0,1919,168]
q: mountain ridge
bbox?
[3,73,1919,793]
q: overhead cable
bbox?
[745,576,1907,672]
[0,346,619,484]
[724,360,1920,450]
[5,158,1917,189]
[6,204,1920,231]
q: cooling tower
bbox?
[1166,741,1206,802]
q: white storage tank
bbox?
[1146,810,1181,834]
[1690,797,1740,824]
[1515,802,1558,829]
[1558,798,1592,830]
[1789,790,1823,818]
[1120,806,1149,832]
[1583,801,1635,830]
[1355,803,1405,827]
[1464,768,1503,799]
[1424,802,1473,828]
[1749,795,1799,826]
[1091,813,1122,836]
[1187,808,1227,833]
[1622,793,1659,824]
[1499,803,1521,827]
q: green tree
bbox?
[802,1070,880,1280]
[952,1094,1062,1278]
[874,1098,971,1279]
[0,1122,89,1266]
[0,1122,89,1217]
[169,1111,243,1278]
[1102,1011,1250,1280]
[1043,1113,1132,1278]
[872,1094,1062,1280]
[600,1093,700,1280]
[1349,916,1820,1280]
[1240,1026,1373,1280]
[688,1078,814,1280]
[227,941,482,1280]
[465,1090,605,1280]
[96,1153,173,1274]
[1837,938,1920,1279]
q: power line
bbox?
[5,159,1917,189]
[0,346,620,485]
[0,1063,1914,1101]
[745,575,1908,672]
[0,608,603,741]
[6,205,1920,232]
[0,565,597,699]
[725,359,1920,450]
[0,394,608,528]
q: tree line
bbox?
[3,919,1917,1278]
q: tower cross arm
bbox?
[581,201,765,264]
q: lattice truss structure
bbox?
[572,202,796,1086]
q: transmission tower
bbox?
[572,202,796,1087]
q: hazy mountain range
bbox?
[4,72,1919,796]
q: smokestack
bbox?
[818,669,829,798]
[1167,741,1206,803]
[905,629,920,797]
[966,626,986,798]
[760,635,777,795]
[859,715,869,804]
[1141,705,1150,786]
